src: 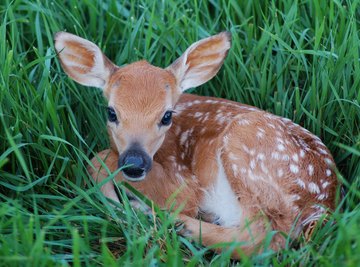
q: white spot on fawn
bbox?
[256,127,266,139]
[308,182,320,194]
[228,152,238,161]
[256,131,265,139]
[322,181,330,189]
[256,153,265,161]
[299,149,305,158]
[277,144,285,151]
[298,138,310,151]
[271,152,280,160]
[169,155,176,163]
[232,164,238,175]
[174,104,185,114]
[242,145,250,154]
[194,112,203,118]
[250,159,256,170]
[177,164,182,172]
[290,164,299,174]
[292,154,299,162]
[277,169,284,178]
[318,147,328,155]
[180,130,191,146]
[223,134,230,145]
[324,158,333,166]
[296,178,306,189]
[217,116,227,124]
[238,119,250,126]
[248,170,262,181]
[282,117,292,123]
[264,113,276,120]
[326,169,332,177]
[175,173,185,183]
[260,162,269,173]
[308,164,314,176]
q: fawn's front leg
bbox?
[88,149,199,216]
[88,149,201,219]
[88,149,154,214]
[88,149,121,202]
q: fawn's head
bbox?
[55,31,231,181]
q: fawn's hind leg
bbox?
[178,214,269,259]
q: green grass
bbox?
[0,0,359,266]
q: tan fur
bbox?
[55,32,338,259]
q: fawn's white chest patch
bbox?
[200,153,242,227]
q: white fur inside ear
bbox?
[55,32,113,88]
[167,32,231,92]
[180,54,225,90]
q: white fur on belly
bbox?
[200,153,242,227]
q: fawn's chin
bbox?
[122,172,146,182]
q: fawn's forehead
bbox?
[105,61,177,112]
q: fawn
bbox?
[55,31,337,258]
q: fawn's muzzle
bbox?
[118,146,152,181]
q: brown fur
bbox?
[55,32,338,259]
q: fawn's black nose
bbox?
[118,146,152,181]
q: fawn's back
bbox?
[164,93,337,230]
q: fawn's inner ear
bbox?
[167,32,231,92]
[54,32,117,89]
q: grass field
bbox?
[0,0,359,266]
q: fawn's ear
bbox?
[54,32,116,89]
[167,32,231,92]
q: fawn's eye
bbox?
[160,111,173,126]
[107,107,118,122]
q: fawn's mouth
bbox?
[121,171,146,182]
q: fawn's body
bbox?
[55,32,337,258]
